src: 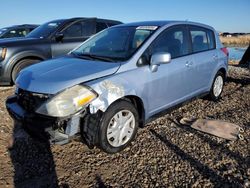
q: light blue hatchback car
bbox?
[6,21,228,153]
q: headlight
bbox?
[0,47,7,60]
[36,85,97,117]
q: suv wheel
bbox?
[12,59,40,83]
[209,71,224,101]
[98,100,139,154]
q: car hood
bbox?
[0,37,43,46]
[16,56,121,94]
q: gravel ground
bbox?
[0,66,249,187]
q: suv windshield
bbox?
[0,28,7,37]
[26,20,64,39]
[72,26,158,62]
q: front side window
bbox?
[149,26,189,59]
[96,22,108,32]
[72,26,157,62]
[63,22,82,38]
[82,21,95,37]
[62,21,95,38]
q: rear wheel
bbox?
[209,71,224,101]
[12,59,40,83]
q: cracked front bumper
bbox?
[6,95,83,144]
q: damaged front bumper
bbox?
[6,95,85,145]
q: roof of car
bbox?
[114,20,214,30]
[118,21,177,27]
[66,17,122,24]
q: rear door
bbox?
[188,25,217,92]
[51,20,96,57]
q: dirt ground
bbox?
[0,65,249,187]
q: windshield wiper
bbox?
[81,53,115,62]
[70,52,93,60]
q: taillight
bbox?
[221,47,229,57]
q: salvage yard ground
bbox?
[0,66,249,187]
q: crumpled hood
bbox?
[16,56,121,94]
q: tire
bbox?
[98,100,139,154]
[12,59,40,83]
[208,71,225,101]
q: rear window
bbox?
[190,26,215,53]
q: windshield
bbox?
[26,20,64,38]
[72,26,158,62]
[0,28,7,37]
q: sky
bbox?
[0,0,250,33]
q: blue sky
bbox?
[1,0,250,32]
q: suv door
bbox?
[51,20,96,57]
[188,26,217,92]
[141,25,195,115]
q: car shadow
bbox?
[8,123,59,187]
[150,128,243,187]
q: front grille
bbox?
[17,88,50,112]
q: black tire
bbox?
[98,100,139,154]
[208,71,225,101]
[12,59,40,83]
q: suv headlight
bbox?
[0,47,7,60]
[36,85,97,117]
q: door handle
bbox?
[213,55,218,59]
[185,61,193,67]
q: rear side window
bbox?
[207,30,216,49]
[190,26,215,53]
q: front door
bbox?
[142,25,195,115]
[51,20,96,57]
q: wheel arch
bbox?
[121,95,145,127]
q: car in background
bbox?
[0,24,38,39]
[6,21,228,154]
[0,17,122,85]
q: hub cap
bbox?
[107,110,135,147]
[213,75,223,97]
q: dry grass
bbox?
[228,60,239,65]
[220,35,250,46]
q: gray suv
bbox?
[6,21,228,154]
[0,17,122,85]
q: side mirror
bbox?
[55,32,64,42]
[150,52,171,72]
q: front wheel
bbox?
[209,71,225,101]
[98,100,139,154]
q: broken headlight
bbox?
[36,85,97,117]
